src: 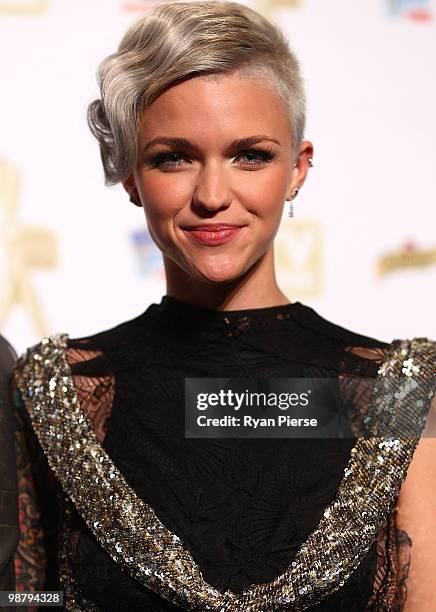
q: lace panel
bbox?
[365,509,412,611]
[66,344,114,445]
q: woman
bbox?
[11,0,436,610]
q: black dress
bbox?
[13,295,425,611]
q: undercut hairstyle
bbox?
[87,0,306,186]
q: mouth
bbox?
[182,223,245,231]
[181,224,245,246]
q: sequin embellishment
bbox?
[14,335,436,610]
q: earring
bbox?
[288,188,299,218]
[293,157,314,168]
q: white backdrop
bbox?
[1,0,435,355]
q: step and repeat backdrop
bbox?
[1,0,435,354]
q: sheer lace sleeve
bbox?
[338,344,416,611]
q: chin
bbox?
[191,264,245,285]
[191,251,260,284]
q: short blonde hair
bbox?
[87,0,306,186]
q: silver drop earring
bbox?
[288,188,299,218]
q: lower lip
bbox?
[183,227,243,245]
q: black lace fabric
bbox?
[13,295,414,611]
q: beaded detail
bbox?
[14,335,436,611]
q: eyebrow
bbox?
[142,135,281,154]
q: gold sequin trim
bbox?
[14,335,436,611]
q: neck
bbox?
[163,247,292,312]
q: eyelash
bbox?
[147,147,277,169]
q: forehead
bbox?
[138,73,291,143]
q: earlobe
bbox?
[122,175,142,207]
[286,161,300,199]
[129,194,142,207]
[122,174,135,194]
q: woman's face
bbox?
[125,72,312,284]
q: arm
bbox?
[396,394,436,611]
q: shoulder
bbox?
[378,336,436,380]
[14,305,157,382]
[295,303,390,349]
[0,334,19,592]
[298,305,436,372]
[67,307,156,351]
[13,308,157,432]
[13,335,67,412]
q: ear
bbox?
[285,140,314,200]
[122,174,142,207]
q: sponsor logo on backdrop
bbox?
[0,157,57,336]
[0,0,49,14]
[129,228,165,278]
[376,240,436,276]
[388,0,433,21]
[275,219,323,298]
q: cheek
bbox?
[248,191,286,223]
[141,197,183,256]
[144,199,172,223]
[143,203,175,247]
[137,175,186,222]
[242,169,290,212]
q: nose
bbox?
[192,163,232,212]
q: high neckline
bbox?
[141,294,314,345]
[157,294,305,319]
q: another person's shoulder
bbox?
[0,334,19,592]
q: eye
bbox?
[147,152,186,168]
[236,147,276,167]
[145,147,277,169]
